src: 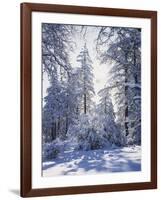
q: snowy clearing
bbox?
[43,145,141,177]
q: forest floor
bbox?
[42,145,141,177]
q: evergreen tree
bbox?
[98,87,123,146]
[96,27,141,145]
[77,43,95,114]
[42,23,74,78]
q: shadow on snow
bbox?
[43,147,141,175]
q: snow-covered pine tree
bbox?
[77,43,95,114]
[68,67,84,118]
[42,23,74,78]
[42,23,77,142]
[98,87,122,146]
[42,75,68,142]
[96,27,141,145]
[98,87,115,119]
[63,67,84,135]
[124,28,141,144]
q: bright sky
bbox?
[43,25,110,105]
[69,26,110,104]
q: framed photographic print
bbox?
[21,3,157,197]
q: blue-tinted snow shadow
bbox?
[43,149,141,174]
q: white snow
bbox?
[133,95,141,100]
[124,83,141,89]
[42,145,141,177]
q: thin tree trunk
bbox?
[125,64,129,136]
[55,122,57,139]
[51,122,56,140]
[125,103,129,136]
[76,106,79,115]
[84,93,87,114]
[65,115,68,135]
[57,118,60,137]
[83,53,87,114]
[133,47,138,84]
[104,97,107,114]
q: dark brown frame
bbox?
[21,2,157,197]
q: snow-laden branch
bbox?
[124,83,141,89]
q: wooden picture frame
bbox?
[21,3,157,197]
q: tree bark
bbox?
[125,64,129,136]
[104,97,107,114]
[84,93,87,114]
[57,118,60,137]
[65,116,68,135]
[51,122,56,140]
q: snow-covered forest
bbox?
[42,23,141,176]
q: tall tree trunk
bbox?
[125,102,129,136]
[104,97,107,114]
[84,93,87,114]
[76,106,79,115]
[133,47,138,84]
[83,54,87,114]
[51,122,56,140]
[57,117,60,137]
[133,46,141,143]
[65,115,68,135]
[125,64,129,136]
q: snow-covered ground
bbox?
[43,145,141,177]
